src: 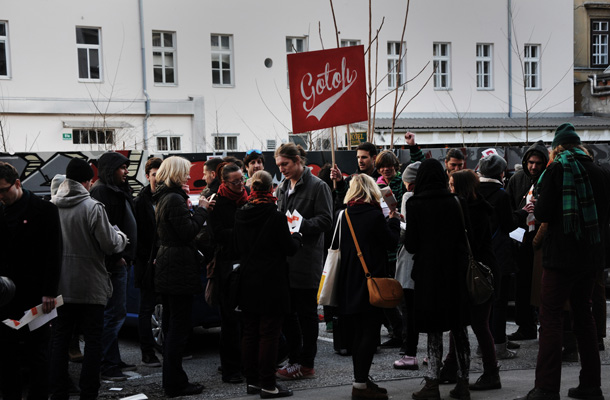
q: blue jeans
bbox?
[101,265,128,372]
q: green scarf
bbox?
[539,148,599,244]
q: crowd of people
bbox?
[0,123,608,400]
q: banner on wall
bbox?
[287,45,368,134]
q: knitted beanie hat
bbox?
[403,161,421,184]
[552,123,581,149]
[478,154,507,179]
[66,158,94,183]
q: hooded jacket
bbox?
[506,140,549,227]
[52,179,128,305]
[90,152,137,268]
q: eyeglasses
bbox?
[227,179,244,186]
[0,182,14,194]
[246,149,262,155]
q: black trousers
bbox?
[343,310,382,383]
[241,312,284,390]
[0,321,51,400]
[138,287,157,357]
[50,303,105,400]
[283,288,318,368]
[161,294,193,393]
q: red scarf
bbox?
[248,190,277,205]
[347,198,381,210]
[218,183,248,206]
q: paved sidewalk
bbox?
[223,364,610,400]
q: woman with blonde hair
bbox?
[335,173,400,400]
[153,156,214,397]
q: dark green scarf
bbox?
[539,148,599,244]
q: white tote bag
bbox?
[317,210,344,306]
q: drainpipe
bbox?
[139,0,150,150]
[507,0,513,118]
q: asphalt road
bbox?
[79,312,610,400]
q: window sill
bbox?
[212,84,235,88]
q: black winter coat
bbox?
[234,202,301,315]
[134,184,156,290]
[479,181,517,275]
[534,154,610,272]
[405,190,470,333]
[209,194,241,284]
[90,152,137,268]
[153,184,207,295]
[0,190,62,321]
[337,203,400,315]
[464,195,499,293]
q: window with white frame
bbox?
[286,37,307,85]
[152,31,176,84]
[0,21,10,78]
[72,129,114,145]
[211,34,233,86]
[76,27,101,81]
[341,39,360,47]
[213,135,238,151]
[591,19,610,68]
[476,44,493,90]
[157,136,181,152]
[524,44,541,90]
[387,41,406,90]
[433,42,451,89]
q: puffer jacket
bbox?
[153,184,208,295]
[52,179,128,305]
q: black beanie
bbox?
[66,158,94,183]
[552,123,581,149]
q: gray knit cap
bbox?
[402,161,421,184]
[478,154,507,179]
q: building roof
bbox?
[372,115,610,132]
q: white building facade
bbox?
[0,0,575,153]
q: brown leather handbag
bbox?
[345,210,403,308]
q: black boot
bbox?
[469,365,501,391]
[412,378,440,400]
[449,377,470,400]
[439,361,458,384]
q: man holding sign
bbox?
[275,143,332,380]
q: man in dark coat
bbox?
[275,144,332,380]
[518,124,610,400]
[90,151,138,381]
[505,140,549,341]
[134,157,162,367]
[0,161,61,400]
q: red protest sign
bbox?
[288,45,367,134]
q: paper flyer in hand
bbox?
[2,295,64,331]
[286,210,303,233]
[379,187,397,217]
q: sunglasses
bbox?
[246,149,262,155]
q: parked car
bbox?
[125,265,221,349]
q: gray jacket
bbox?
[276,168,332,289]
[52,179,128,305]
